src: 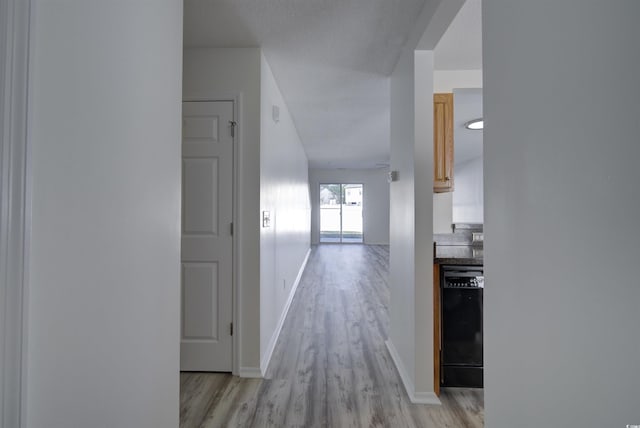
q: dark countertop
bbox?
[434,245,483,266]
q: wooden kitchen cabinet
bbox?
[433,93,454,193]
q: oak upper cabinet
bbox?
[433,93,454,193]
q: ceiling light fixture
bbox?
[465,119,484,130]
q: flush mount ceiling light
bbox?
[465,119,484,130]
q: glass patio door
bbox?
[319,183,363,243]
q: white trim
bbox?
[233,93,243,378]
[385,340,415,401]
[385,340,441,405]
[412,391,441,405]
[260,248,311,375]
[238,367,262,378]
[0,0,31,427]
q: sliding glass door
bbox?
[319,183,363,243]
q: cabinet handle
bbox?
[445,176,450,181]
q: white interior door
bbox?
[181,101,234,371]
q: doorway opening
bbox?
[319,183,363,243]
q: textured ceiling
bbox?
[184,0,481,168]
[184,0,427,169]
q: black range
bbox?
[435,244,484,388]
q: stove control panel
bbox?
[443,275,484,288]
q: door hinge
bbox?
[230,322,233,336]
[230,222,234,236]
[229,121,237,137]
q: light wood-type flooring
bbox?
[180,245,484,427]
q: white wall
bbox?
[388,46,436,402]
[484,1,640,427]
[432,69,483,232]
[183,48,262,372]
[389,46,416,394]
[183,49,311,375]
[26,2,182,427]
[452,156,483,223]
[259,54,311,373]
[387,0,466,403]
[433,193,453,233]
[0,1,29,427]
[309,168,390,245]
[433,69,482,92]
[412,51,436,396]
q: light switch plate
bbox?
[262,210,271,228]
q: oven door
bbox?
[441,287,483,366]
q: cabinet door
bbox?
[434,93,454,193]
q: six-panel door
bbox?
[180,101,234,372]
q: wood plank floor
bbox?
[180,245,484,428]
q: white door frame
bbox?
[182,96,241,375]
[0,0,32,427]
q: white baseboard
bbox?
[385,340,441,405]
[412,391,441,405]
[238,367,262,378]
[385,340,416,400]
[260,248,311,375]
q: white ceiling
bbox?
[184,0,482,169]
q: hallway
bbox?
[180,245,484,427]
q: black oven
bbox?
[441,265,484,388]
